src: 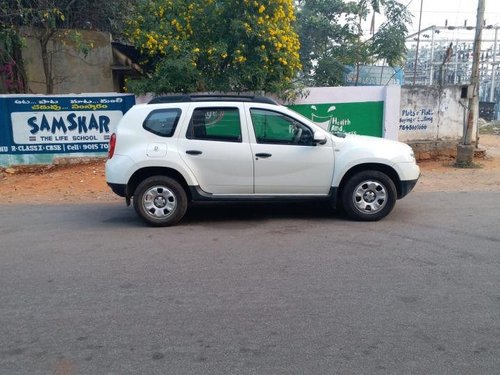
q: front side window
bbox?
[250,108,314,145]
[143,108,181,137]
[186,107,242,142]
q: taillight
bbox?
[108,133,116,159]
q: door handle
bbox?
[186,150,203,155]
[255,153,272,158]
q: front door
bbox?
[248,107,334,195]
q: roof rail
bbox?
[148,94,278,105]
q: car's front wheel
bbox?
[341,170,396,221]
[133,176,188,227]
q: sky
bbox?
[404,0,500,34]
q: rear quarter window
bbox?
[143,108,182,137]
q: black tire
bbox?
[133,176,188,227]
[341,170,397,221]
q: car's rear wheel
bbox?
[133,176,188,227]
[341,170,396,221]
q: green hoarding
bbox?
[288,101,384,137]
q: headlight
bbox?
[409,150,416,163]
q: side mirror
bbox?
[313,131,327,145]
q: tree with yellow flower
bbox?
[125,0,301,95]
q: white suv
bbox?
[106,95,419,226]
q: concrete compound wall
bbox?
[139,86,401,140]
[0,86,469,167]
[399,85,472,160]
[291,85,469,160]
[21,28,114,94]
[284,85,467,161]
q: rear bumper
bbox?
[108,183,127,197]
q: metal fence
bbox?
[403,25,499,120]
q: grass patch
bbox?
[479,121,500,135]
[452,161,482,169]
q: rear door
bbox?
[177,103,254,194]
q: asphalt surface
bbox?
[0,192,499,374]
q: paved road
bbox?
[1,192,499,374]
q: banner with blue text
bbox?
[0,94,135,155]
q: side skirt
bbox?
[189,186,338,204]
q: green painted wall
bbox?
[288,101,384,137]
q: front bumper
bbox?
[398,178,419,199]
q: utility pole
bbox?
[456,0,485,166]
[413,0,424,84]
[489,27,498,102]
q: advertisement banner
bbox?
[288,101,384,137]
[0,94,135,155]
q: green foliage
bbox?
[1,0,133,35]
[65,30,94,58]
[125,0,302,95]
[0,27,21,58]
[313,56,346,86]
[0,5,26,92]
[370,1,411,67]
[296,0,411,86]
[295,0,357,76]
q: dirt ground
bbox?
[1,134,499,205]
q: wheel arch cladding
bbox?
[128,167,190,200]
[338,163,402,199]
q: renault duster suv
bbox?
[106,95,419,226]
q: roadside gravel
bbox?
[1,135,499,204]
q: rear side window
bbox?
[143,109,181,137]
[186,107,242,142]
